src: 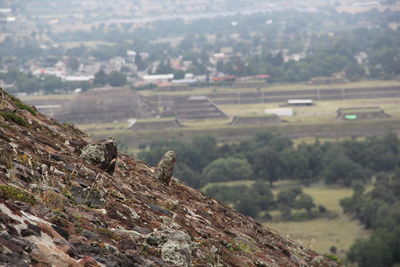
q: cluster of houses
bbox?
[21,45,273,90]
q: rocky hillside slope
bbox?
[0,88,339,266]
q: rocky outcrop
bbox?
[0,88,340,267]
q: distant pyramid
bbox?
[54,87,158,123]
[162,95,228,120]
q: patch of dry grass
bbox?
[268,215,370,258]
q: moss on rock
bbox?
[0,111,28,126]
[0,184,36,203]
[14,101,37,116]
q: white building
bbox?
[64,75,94,82]
[143,74,174,82]
[288,99,313,106]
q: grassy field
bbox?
[269,184,370,259]
[219,97,400,118]
[78,95,400,142]
[140,79,400,96]
[19,79,400,100]
[77,122,128,131]
[75,92,400,148]
[268,214,369,259]
[292,136,367,146]
[20,94,76,102]
[203,179,370,259]
[88,117,400,148]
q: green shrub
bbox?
[0,184,36,203]
[14,101,36,115]
[0,111,28,126]
[324,254,342,264]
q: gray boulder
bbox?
[80,137,117,175]
[146,229,192,267]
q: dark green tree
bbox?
[323,155,367,186]
[348,234,393,267]
[108,71,127,87]
[235,194,261,217]
[276,187,303,219]
[93,69,107,87]
[252,146,285,186]
[174,163,204,189]
[41,75,63,93]
[294,193,315,216]
[67,57,80,71]
[203,157,252,183]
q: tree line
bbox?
[139,133,400,189]
[0,67,129,94]
[0,68,91,94]
[341,170,400,267]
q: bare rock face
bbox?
[80,137,117,175]
[155,151,176,185]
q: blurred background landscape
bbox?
[1,0,400,266]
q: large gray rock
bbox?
[146,229,192,267]
[80,137,117,175]
[154,151,176,185]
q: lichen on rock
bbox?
[162,237,192,267]
[146,228,192,267]
[80,137,117,175]
[80,144,105,162]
